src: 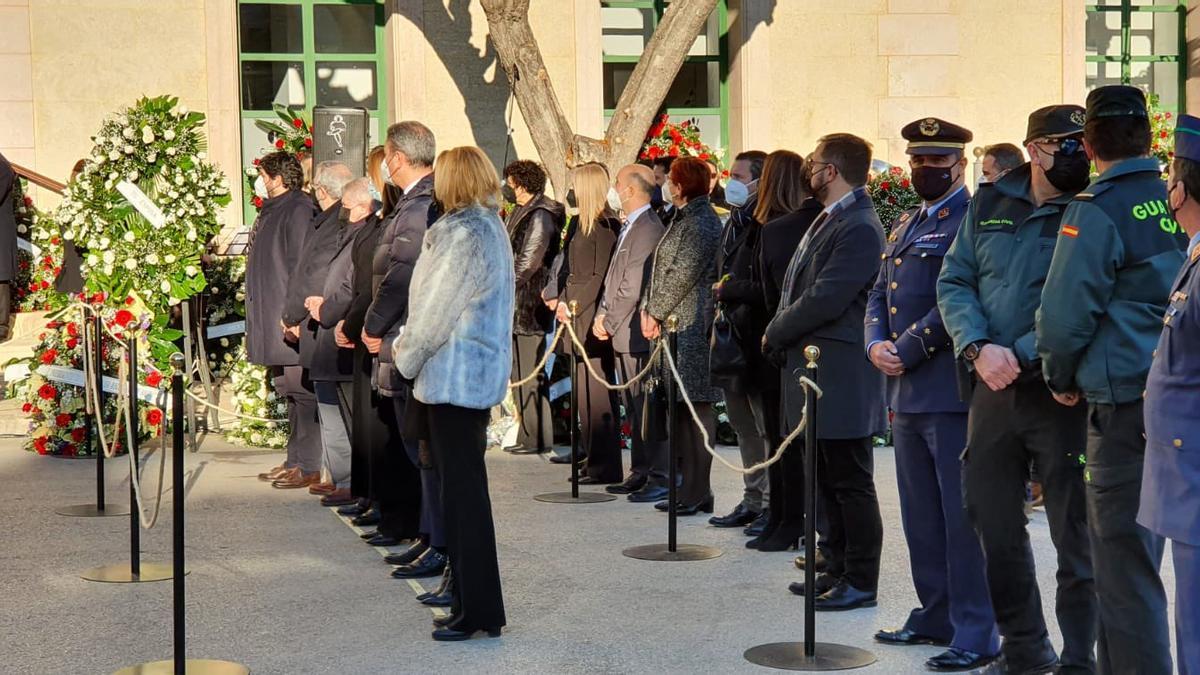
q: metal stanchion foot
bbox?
[533,491,616,504]
[113,658,250,675]
[55,503,130,517]
[743,642,876,671]
[80,563,179,583]
[621,543,722,561]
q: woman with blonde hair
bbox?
[551,162,622,482]
[393,145,513,641]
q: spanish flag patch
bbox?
[1061,225,1079,238]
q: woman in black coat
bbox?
[554,163,621,483]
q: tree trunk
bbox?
[482,0,718,197]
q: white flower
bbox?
[166,147,177,156]
[141,126,154,144]
[17,225,27,234]
[164,254,176,263]
[87,254,99,266]
[160,279,171,293]
[185,265,197,277]
[146,152,157,163]
[178,106,189,116]
[168,297,180,306]
[127,170,138,181]
[220,338,229,347]
[122,127,134,140]
[108,150,120,161]
[123,144,134,154]
[164,129,176,141]
[102,250,115,265]
[123,258,137,270]
[123,230,135,242]
[147,253,159,265]
[197,151,206,160]
[186,230,196,242]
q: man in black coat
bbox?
[764,133,886,611]
[502,160,564,455]
[246,151,322,488]
[279,160,354,496]
[0,153,17,339]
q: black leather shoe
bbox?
[794,549,829,573]
[391,549,447,578]
[359,529,381,539]
[352,510,380,527]
[384,541,428,566]
[814,581,877,611]
[874,627,949,646]
[420,569,454,606]
[606,475,646,495]
[505,444,544,455]
[627,485,669,503]
[787,572,838,597]
[744,509,770,537]
[365,533,401,547]
[709,503,759,528]
[431,626,501,641]
[925,648,997,671]
[337,501,369,516]
[432,613,458,627]
[676,495,715,516]
[1007,647,1058,675]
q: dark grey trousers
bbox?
[272,365,322,474]
[512,333,553,451]
[615,351,667,486]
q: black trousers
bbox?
[424,403,506,629]
[512,334,553,451]
[573,342,622,483]
[616,351,666,486]
[1086,400,1171,674]
[673,401,715,504]
[397,394,445,549]
[814,436,882,591]
[963,379,1096,673]
[271,365,322,474]
[373,392,421,540]
[350,347,379,499]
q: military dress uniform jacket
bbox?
[938,163,1076,370]
[1140,241,1200,544]
[867,188,969,414]
[1037,158,1188,404]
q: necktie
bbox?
[902,208,927,246]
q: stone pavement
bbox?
[0,434,1177,674]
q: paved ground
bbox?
[0,433,1178,674]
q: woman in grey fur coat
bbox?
[392,147,513,641]
[640,157,723,514]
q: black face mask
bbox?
[1044,149,1092,193]
[565,188,578,209]
[337,206,351,223]
[651,185,664,207]
[911,165,956,202]
[807,164,830,203]
[311,192,323,211]
[500,184,517,204]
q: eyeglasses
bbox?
[1035,137,1084,155]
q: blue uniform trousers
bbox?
[892,412,999,656]
[1175,540,1200,675]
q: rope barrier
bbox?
[561,319,663,391]
[508,323,565,388]
[182,389,288,424]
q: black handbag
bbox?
[709,303,747,386]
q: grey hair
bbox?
[340,178,372,207]
[312,161,354,199]
[386,121,436,168]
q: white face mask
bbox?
[383,154,396,186]
[367,182,382,203]
[253,175,269,200]
[662,180,676,206]
[607,186,624,212]
[725,179,751,207]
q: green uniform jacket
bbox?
[937,163,1075,367]
[1036,157,1188,405]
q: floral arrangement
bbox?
[1149,93,1174,169]
[15,237,65,313]
[868,166,920,235]
[223,346,289,449]
[12,176,34,238]
[640,114,725,171]
[200,255,246,379]
[244,105,313,210]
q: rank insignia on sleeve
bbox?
[937,207,951,219]
[1061,225,1079,238]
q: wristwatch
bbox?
[963,340,989,362]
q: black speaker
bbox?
[312,107,370,177]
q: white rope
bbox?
[508,324,565,388]
[182,389,287,424]
[562,319,664,391]
[662,341,822,476]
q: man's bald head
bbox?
[341,178,374,222]
[615,164,655,213]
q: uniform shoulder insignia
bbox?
[1074,182,1112,201]
[898,211,912,223]
[1074,193,1094,201]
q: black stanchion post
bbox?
[534,302,615,504]
[56,315,129,518]
[621,316,721,562]
[743,346,876,670]
[128,336,141,577]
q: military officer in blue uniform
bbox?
[938,105,1097,675]
[1138,112,1200,675]
[1037,86,1182,675]
[866,118,999,672]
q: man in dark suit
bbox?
[594,164,668,501]
[763,133,886,612]
[866,118,999,671]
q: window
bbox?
[237,0,388,224]
[1085,0,1186,112]
[600,0,729,157]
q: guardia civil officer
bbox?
[937,105,1097,674]
[1037,85,1181,674]
[866,118,998,671]
[1140,112,1200,675]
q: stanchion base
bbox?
[533,491,617,504]
[80,562,181,583]
[55,503,130,517]
[743,642,877,671]
[114,658,250,675]
[621,543,723,561]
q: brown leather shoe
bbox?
[257,464,289,482]
[320,488,356,507]
[309,481,336,495]
[273,469,321,489]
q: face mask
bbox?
[1168,180,1185,222]
[607,186,624,212]
[367,183,382,203]
[254,175,269,200]
[651,185,664,206]
[383,155,397,186]
[662,180,676,206]
[911,165,957,202]
[725,179,751,207]
[1044,147,1092,193]
[807,164,830,203]
[312,190,324,210]
[501,183,517,204]
[337,206,351,222]
[565,188,577,209]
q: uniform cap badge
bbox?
[919,118,940,137]
[1070,110,1086,126]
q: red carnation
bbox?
[124,296,135,306]
[114,309,135,327]
[53,266,61,276]
[901,179,911,189]
[38,383,57,400]
[23,195,33,207]
[304,138,313,148]
[1161,130,1169,139]
[275,139,286,149]
[50,236,61,246]
[40,349,58,365]
[252,196,263,208]
[146,409,164,426]
[71,427,86,443]
[292,118,304,129]
[646,146,663,160]
[699,152,710,160]
[91,292,105,304]
[669,129,683,144]
[252,158,261,166]
[668,146,680,157]
[145,371,163,388]
[33,437,48,455]
[21,403,31,413]
[40,280,49,290]
[67,323,78,337]
[881,181,891,190]
[66,337,78,349]
[55,413,71,427]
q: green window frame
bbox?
[1085,0,1186,112]
[236,0,389,225]
[600,0,729,160]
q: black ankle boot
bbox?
[756,524,803,552]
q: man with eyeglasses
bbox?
[938,105,1097,674]
[1037,85,1181,674]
